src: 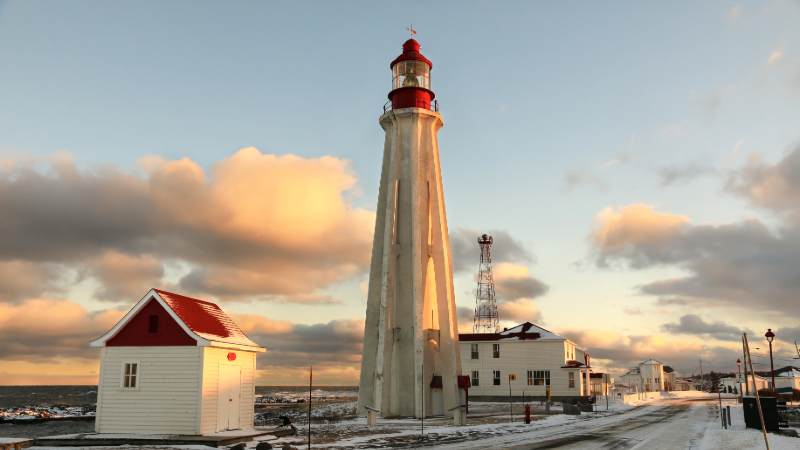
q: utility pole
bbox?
[744,333,771,450]
[742,338,750,396]
[700,359,704,392]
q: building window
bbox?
[492,344,500,358]
[655,377,660,384]
[471,344,479,360]
[568,372,575,388]
[647,378,651,384]
[148,315,159,333]
[527,371,533,386]
[493,371,501,386]
[533,370,551,386]
[471,371,479,387]
[121,361,139,389]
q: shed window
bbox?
[493,371,501,386]
[569,372,575,388]
[492,344,500,358]
[148,315,159,333]
[471,371,479,387]
[471,344,479,359]
[122,362,139,389]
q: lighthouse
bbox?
[358,38,464,419]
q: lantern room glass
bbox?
[392,60,430,90]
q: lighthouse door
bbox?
[217,365,242,431]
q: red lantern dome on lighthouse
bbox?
[388,39,435,110]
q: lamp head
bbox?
[737,359,741,366]
[766,328,775,343]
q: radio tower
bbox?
[474,234,498,333]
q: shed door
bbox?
[217,365,242,431]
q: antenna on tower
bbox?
[406,24,417,38]
[474,234,498,333]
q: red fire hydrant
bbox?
[524,404,531,424]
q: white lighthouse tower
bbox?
[358,38,464,419]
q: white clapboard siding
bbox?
[460,341,584,397]
[199,347,257,434]
[96,347,202,434]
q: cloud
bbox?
[449,228,535,273]
[690,86,735,115]
[493,263,548,300]
[768,49,784,65]
[88,252,164,301]
[725,139,744,167]
[498,298,541,324]
[0,298,124,363]
[725,6,742,24]
[559,328,741,376]
[600,150,631,169]
[658,162,717,186]
[456,306,474,333]
[0,148,375,303]
[623,307,643,316]
[562,166,608,193]
[590,203,800,314]
[662,314,750,341]
[590,204,690,268]
[726,143,800,219]
[661,124,687,137]
[0,261,67,303]
[236,314,365,384]
[0,304,364,385]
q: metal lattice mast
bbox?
[474,234,498,333]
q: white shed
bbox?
[90,289,265,435]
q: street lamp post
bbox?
[766,329,776,394]
[736,359,741,395]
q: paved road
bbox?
[435,397,731,450]
[505,399,721,449]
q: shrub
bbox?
[757,389,775,397]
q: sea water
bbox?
[0,385,357,409]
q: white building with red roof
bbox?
[459,322,598,402]
[90,289,265,435]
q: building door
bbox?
[217,365,242,431]
[432,389,443,416]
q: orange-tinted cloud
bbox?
[0,148,374,303]
[0,298,124,363]
[591,204,689,254]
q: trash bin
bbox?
[743,397,779,431]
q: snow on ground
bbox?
[10,394,800,449]
[695,402,799,450]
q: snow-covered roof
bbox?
[90,289,265,351]
[459,322,566,342]
[640,359,663,365]
[777,369,800,378]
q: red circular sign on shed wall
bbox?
[227,352,236,361]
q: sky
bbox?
[1,0,800,385]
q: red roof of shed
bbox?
[90,289,263,350]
